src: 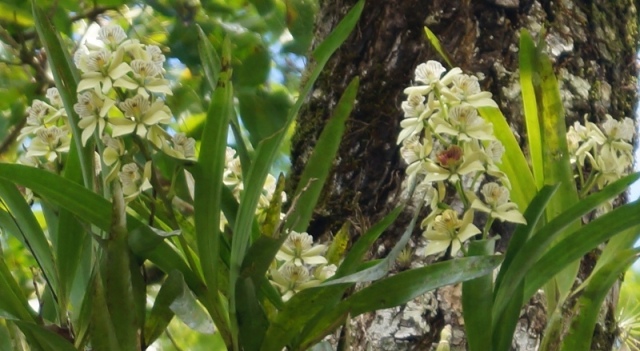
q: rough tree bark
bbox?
[289,0,638,350]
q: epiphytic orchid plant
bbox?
[0,2,503,351]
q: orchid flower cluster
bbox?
[566,115,635,211]
[270,231,337,301]
[19,88,70,170]
[18,24,193,202]
[221,147,336,301]
[398,61,526,257]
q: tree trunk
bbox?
[289,0,639,350]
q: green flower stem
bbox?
[579,171,600,199]
[455,180,470,209]
[430,124,450,147]
[93,128,110,198]
[482,217,495,240]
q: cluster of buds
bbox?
[269,231,336,301]
[399,61,525,257]
[567,115,635,212]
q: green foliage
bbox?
[0,2,637,351]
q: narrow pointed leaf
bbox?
[0,252,37,321]
[462,240,495,351]
[289,77,359,232]
[347,256,502,316]
[524,205,640,300]
[560,248,640,351]
[261,284,351,351]
[423,26,453,68]
[533,33,581,303]
[519,30,543,189]
[492,172,639,318]
[192,34,233,343]
[14,321,77,351]
[0,180,59,295]
[197,25,222,92]
[493,184,558,293]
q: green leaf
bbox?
[491,185,557,351]
[347,256,502,316]
[197,25,222,92]
[193,32,233,341]
[14,321,76,351]
[524,202,640,300]
[237,277,269,351]
[478,107,535,211]
[289,77,359,232]
[170,282,217,335]
[533,29,581,305]
[579,224,640,290]
[0,252,36,321]
[32,1,92,185]
[89,268,121,351]
[33,2,94,314]
[423,26,453,68]
[492,172,639,319]
[518,30,544,190]
[493,184,558,294]
[0,180,59,296]
[560,248,640,351]
[261,284,352,351]
[0,164,206,319]
[462,240,495,351]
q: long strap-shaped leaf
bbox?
[192,30,233,346]
[289,77,359,232]
[0,247,37,321]
[492,172,639,319]
[519,30,544,190]
[524,203,640,300]
[297,255,503,350]
[559,246,640,351]
[32,1,92,314]
[228,2,364,350]
[0,180,59,297]
[462,240,496,351]
[533,30,581,310]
